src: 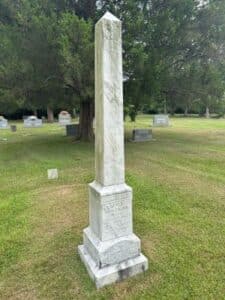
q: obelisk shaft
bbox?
[78,12,148,289]
[95,13,125,187]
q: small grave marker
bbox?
[132,129,153,142]
[10,125,17,132]
[47,169,58,180]
[66,124,80,138]
[153,114,170,127]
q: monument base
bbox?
[78,245,148,288]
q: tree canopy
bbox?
[1,0,225,138]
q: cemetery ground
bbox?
[0,116,225,299]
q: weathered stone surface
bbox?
[153,114,169,127]
[95,12,124,187]
[78,12,148,289]
[78,245,148,289]
[83,227,140,267]
[89,181,133,241]
[132,129,153,142]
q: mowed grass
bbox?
[0,116,225,299]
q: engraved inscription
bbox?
[102,192,132,240]
[101,240,139,266]
[104,23,113,40]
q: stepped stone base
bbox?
[78,245,148,288]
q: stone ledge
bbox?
[83,227,140,267]
[78,245,148,289]
[89,181,132,196]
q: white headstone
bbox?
[0,116,8,129]
[58,111,71,126]
[47,169,58,180]
[153,114,169,127]
[24,116,42,127]
[78,12,148,289]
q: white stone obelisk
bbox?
[78,12,148,289]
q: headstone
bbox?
[0,116,8,129]
[153,114,169,127]
[24,116,42,127]
[66,124,80,138]
[10,125,17,132]
[78,12,148,289]
[58,111,71,126]
[132,129,153,142]
[47,169,58,179]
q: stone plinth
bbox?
[78,12,148,289]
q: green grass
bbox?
[0,116,225,299]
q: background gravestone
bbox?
[58,111,71,126]
[10,125,17,132]
[0,116,8,129]
[66,124,80,138]
[78,12,148,289]
[132,129,153,142]
[24,116,42,127]
[153,114,170,127]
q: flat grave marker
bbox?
[132,129,153,142]
[153,114,170,127]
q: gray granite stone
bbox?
[10,125,17,132]
[66,124,80,137]
[132,129,153,142]
[153,114,169,127]
[78,12,148,289]
[24,116,42,127]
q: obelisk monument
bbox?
[78,12,148,288]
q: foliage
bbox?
[1,0,225,125]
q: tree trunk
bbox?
[184,106,188,117]
[33,109,38,116]
[170,106,175,116]
[163,102,167,114]
[205,106,210,118]
[79,100,94,141]
[47,106,54,123]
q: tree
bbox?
[58,13,94,140]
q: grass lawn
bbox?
[0,116,225,299]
